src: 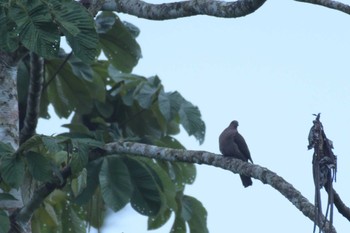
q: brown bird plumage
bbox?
[219,120,253,187]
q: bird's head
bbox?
[230,120,239,128]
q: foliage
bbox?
[0,2,207,233]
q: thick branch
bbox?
[105,142,337,233]
[0,51,24,211]
[325,187,350,221]
[101,0,266,20]
[11,167,72,231]
[20,53,43,144]
[13,142,343,233]
[295,0,350,15]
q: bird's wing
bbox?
[234,133,253,163]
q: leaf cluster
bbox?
[1,4,207,233]
[0,0,98,63]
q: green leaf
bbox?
[158,89,171,121]
[0,209,10,233]
[123,21,140,38]
[123,158,162,216]
[70,138,93,175]
[61,205,86,233]
[32,204,58,232]
[95,101,114,118]
[75,158,103,205]
[0,154,24,188]
[177,163,196,185]
[179,100,205,145]
[0,193,17,201]
[45,58,95,117]
[62,123,91,134]
[171,215,186,233]
[134,82,158,109]
[182,195,208,233]
[148,208,171,230]
[10,0,60,58]
[97,12,142,73]
[26,151,54,182]
[95,11,115,34]
[51,0,98,63]
[99,156,132,211]
[0,8,19,52]
[85,189,105,228]
[71,168,87,197]
[41,135,67,154]
[0,142,15,154]
[68,54,93,82]
[148,136,185,150]
[17,134,43,153]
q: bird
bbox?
[219,120,253,187]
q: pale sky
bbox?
[38,0,350,232]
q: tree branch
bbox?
[101,0,266,20]
[20,53,43,144]
[295,0,350,15]
[12,142,344,233]
[10,167,72,232]
[325,187,350,221]
[105,141,337,233]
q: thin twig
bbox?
[42,52,72,92]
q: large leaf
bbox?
[70,138,91,175]
[51,0,98,63]
[61,205,86,233]
[44,58,95,117]
[176,96,205,145]
[0,193,17,201]
[0,142,15,154]
[26,151,54,182]
[123,157,162,216]
[99,156,132,211]
[182,195,208,233]
[75,158,103,205]
[97,12,142,73]
[158,89,171,122]
[171,214,187,233]
[134,81,159,109]
[9,0,60,58]
[148,208,172,230]
[84,189,105,228]
[0,154,24,189]
[0,209,10,233]
[0,8,19,51]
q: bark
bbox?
[105,141,337,233]
[20,53,43,144]
[0,52,23,211]
[295,0,350,15]
[101,0,267,20]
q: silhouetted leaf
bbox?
[0,193,17,201]
[75,159,103,205]
[0,8,19,52]
[97,12,141,72]
[26,151,54,182]
[9,0,60,58]
[61,205,85,233]
[51,0,98,63]
[179,101,205,144]
[0,209,10,233]
[99,156,132,211]
[0,155,24,188]
[182,195,208,233]
[123,158,162,216]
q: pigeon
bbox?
[219,120,253,187]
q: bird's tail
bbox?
[240,175,252,188]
